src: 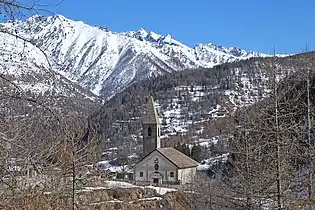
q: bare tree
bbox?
[0,1,103,209]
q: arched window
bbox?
[148,127,152,136]
[157,127,159,137]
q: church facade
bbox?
[133,96,198,186]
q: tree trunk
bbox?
[273,48,283,210]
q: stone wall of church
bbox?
[178,167,196,185]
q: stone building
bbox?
[133,96,198,186]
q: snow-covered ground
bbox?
[197,153,229,171]
[104,181,137,188]
[130,196,162,203]
[80,180,177,196]
[78,181,137,193]
[83,181,176,206]
[96,160,133,173]
[143,185,177,195]
[188,136,220,149]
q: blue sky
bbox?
[20,0,315,54]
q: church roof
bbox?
[134,147,199,169]
[142,96,160,125]
[156,147,198,169]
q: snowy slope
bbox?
[0,28,96,97]
[1,15,274,99]
[0,26,99,119]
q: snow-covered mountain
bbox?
[1,14,271,99]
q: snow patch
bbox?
[143,186,177,195]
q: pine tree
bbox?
[191,144,202,162]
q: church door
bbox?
[153,178,159,186]
[151,171,162,186]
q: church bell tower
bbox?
[142,96,161,157]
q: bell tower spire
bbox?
[142,96,161,157]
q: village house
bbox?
[133,96,198,186]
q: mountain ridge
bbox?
[0,14,282,99]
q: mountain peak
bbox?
[137,28,148,34]
[25,14,65,23]
[130,28,163,43]
[0,15,281,98]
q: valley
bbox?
[1,11,315,209]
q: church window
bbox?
[148,127,152,136]
[140,172,143,177]
[170,172,174,177]
[158,127,160,137]
[154,163,159,170]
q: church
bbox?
[133,96,198,186]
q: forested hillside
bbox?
[220,52,315,209]
[91,52,315,153]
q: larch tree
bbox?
[0,1,101,209]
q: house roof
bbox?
[156,147,199,169]
[142,96,160,125]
